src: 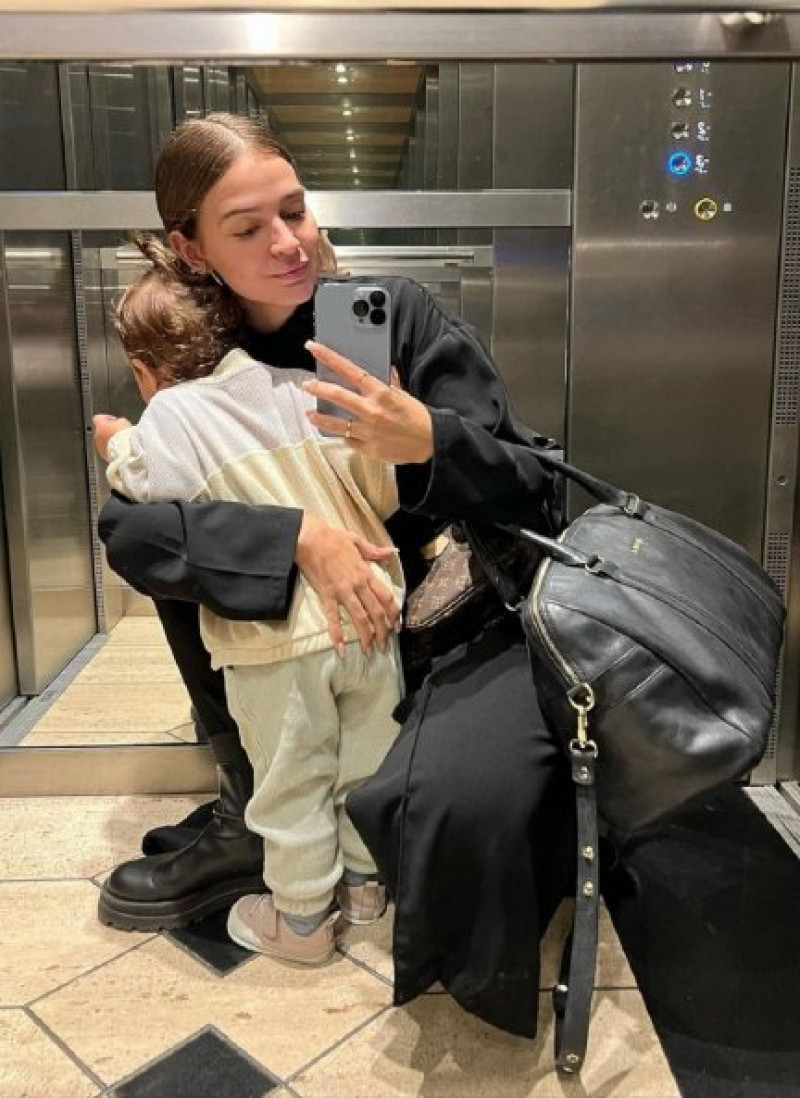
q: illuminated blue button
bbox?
[667,151,693,177]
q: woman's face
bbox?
[171,151,321,328]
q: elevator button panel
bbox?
[633,61,741,225]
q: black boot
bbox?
[98,761,265,931]
[141,799,216,855]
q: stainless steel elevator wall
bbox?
[0,236,96,692]
[0,482,17,710]
[570,63,789,555]
[0,64,96,697]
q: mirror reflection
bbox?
[0,59,572,748]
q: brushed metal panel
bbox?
[492,228,569,444]
[436,64,459,191]
[3,12,800,63]
[458,63,493,193]
[174,65,206,122]
[3,235,96,691]
[570,62,790,558]
[0,496,17,709]
[458,65,493,333]
[0,63,64,189]
[204,65,233,113]
[435,63,459,246]
[424,69,440,199]
[82,241,124,630]
[492,65,572,442]
[88,65,163,189]
[493,63,573,189]
[0,190,572,231]
[59,65,95,191]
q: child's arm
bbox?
[93,414,153,503]
[93,414,133,461]
[97,399,206,505]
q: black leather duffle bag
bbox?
[506,455,784,841]
[471,454,785,1074]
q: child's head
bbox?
[113,232,243,398]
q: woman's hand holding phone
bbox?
[303,340,434,465]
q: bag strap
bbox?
[468,513,602,1072]
[532,450,649,517]
[554,740,600,1073]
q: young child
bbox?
[95,234,404,966]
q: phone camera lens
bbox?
[352,299,370,318]
[369,308,386,326]
[369,290,386,308]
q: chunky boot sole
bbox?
[97,874,267,932]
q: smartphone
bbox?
[314,280,392,422]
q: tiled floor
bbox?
[0,613,683,1097]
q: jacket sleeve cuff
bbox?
[395,408,459,516]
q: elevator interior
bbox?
[1,8,800,794]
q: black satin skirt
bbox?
[347,615,576,1039]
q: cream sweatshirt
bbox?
[106,348,403,669]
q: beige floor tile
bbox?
[31,683,191,734]
[289,989,679,1098]
[0,1011,98,1098]
[122,592,158,617]
[34,934,390,1087]
[338,906,394,983]
[0,794,207,878]
[104,618,169,646]
[21,731,182,747]
[71,645,182,685]
[0,880,149,1006]
[540,900,636,989]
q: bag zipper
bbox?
[644,510,783,630]
[527,548,581,689]
[527,531,773,702]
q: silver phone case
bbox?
[314,281,392,421]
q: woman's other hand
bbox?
[296,512,400,656]
[303,340,434,465]
[93,414,132,461]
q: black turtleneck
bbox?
[238,296,316,373]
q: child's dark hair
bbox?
[113,233,243,384]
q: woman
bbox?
[98,112,575,1038]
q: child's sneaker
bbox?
[227,894,336,965]
[335,879,387,925]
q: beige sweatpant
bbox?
[223,639,403,917]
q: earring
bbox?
[209,270,225,288]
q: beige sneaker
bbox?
[335,879,387,925]
[227,894,337,965]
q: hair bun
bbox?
[130,231,182,276]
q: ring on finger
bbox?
[345,418,354,440]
